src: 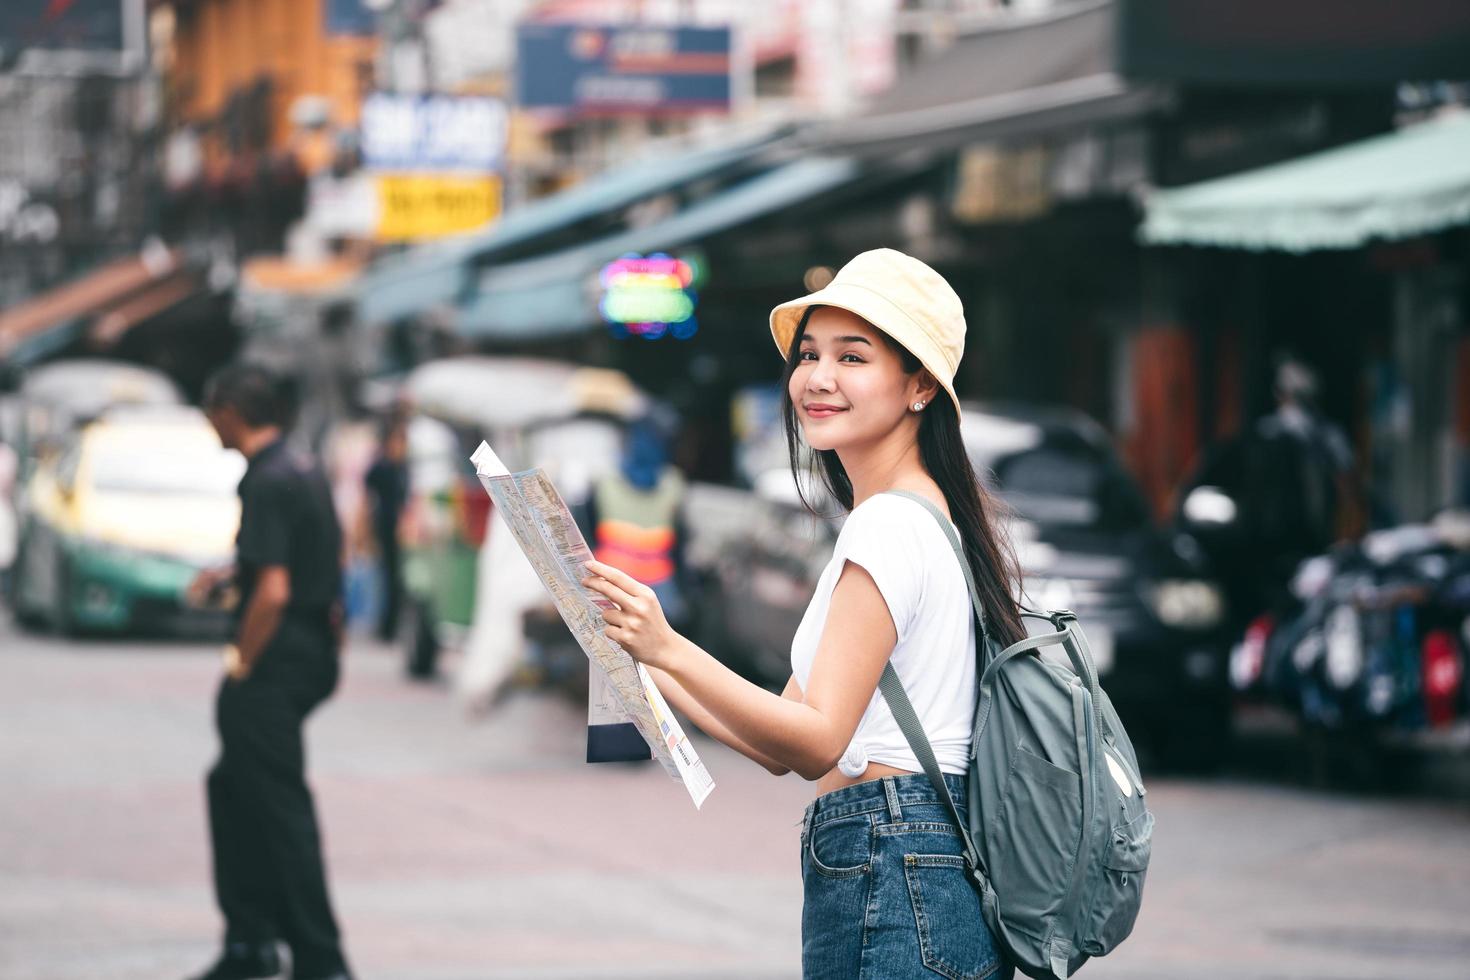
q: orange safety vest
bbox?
[592,468,683,586]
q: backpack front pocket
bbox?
[1082,809,1153,955]
[985,745,1083,931]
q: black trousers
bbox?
[375,525,402,642]
[208,619,346,977]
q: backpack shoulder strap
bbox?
[879,664,980,870]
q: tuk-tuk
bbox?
[397,356,648,701]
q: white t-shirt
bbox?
[790,493,977,776]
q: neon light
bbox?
[600,287,695,324]
[599,251,701,341]
[600,255,693,288]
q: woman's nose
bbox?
[807,357,836,392]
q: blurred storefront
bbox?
[351,0,1469,507]
[150,0,380,258]
[1128,0,1470,525]
[0,2,160,327]
[0,2,241,390]
[803,0,1418,517]
[148,0,388,426]
[1141,112,1470,526]
[355,4,1131,480]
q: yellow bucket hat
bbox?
[769,248,965,417]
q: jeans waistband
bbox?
[805,772,967,828]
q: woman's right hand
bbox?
[582,559,683,671]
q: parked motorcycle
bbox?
[1233,520,1470,784]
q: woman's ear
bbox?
[913,370,941,407]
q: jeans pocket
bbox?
[904,854,1000,980]
[807,814,872,878]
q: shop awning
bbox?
[1141,112,1470,252]
[453,155,860,339]
[0,249,188,366]
[88,271,203,347]
[821,0,1168,157]
[355,127,788,325]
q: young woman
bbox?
[582,249,1023,980]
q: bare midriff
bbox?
[815,760,917,797]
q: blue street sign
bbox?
[516,23,732,114]
[360,94,510,173]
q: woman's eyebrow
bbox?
[800,334,874,347]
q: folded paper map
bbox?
[470,441,715,808]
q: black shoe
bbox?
[188,941,282,980]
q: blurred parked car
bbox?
[9,405,243,635]
[2,359,184,474]
[698,402,1233,768]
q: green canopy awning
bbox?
[1141,113,1470,252]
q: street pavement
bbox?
[2,617,1469,980]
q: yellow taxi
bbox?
[11,406,244,634]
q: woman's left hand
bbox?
[581,559,681,670]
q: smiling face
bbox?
[788,306,937,453]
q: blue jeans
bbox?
[801,773,1011,980]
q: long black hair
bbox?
[780,307,1025,648]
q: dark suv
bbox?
[697,401,1233,768]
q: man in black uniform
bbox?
[187,363,353,980]
[363,417,408,644]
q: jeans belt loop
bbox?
[883,777,903,822]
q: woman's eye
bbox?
[796,350,862,363]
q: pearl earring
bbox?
[912,401,924,412]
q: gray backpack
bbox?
[879,492,1153,980]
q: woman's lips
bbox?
[804,404,847,419]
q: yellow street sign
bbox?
[375,174,502,240]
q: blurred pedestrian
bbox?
[586,416,690,629]
[1245,356,1357,586]
[186,363,353,980]
[364,416,408,642]
[581,249,1022,979]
